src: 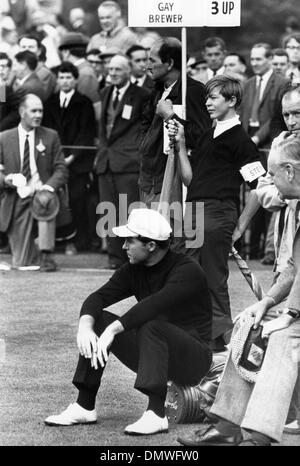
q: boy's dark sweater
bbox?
[186,125,262,205]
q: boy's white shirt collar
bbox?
[213,115,240,138]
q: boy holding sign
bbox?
[168,75,265,351]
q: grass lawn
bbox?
[0,256,299,447]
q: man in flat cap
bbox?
[59,32,100,104]
[45,208,212,435]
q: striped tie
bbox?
[22,134,31,182]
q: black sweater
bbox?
[186,125,262,205]
[80,250,212,343]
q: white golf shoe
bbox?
[44,403,97,426]
[124,410,168,435]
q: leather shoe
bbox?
[177,424,242,446]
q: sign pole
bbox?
[181,27,187,210]
[181,27,187,120]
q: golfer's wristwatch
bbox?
[283,308,300,319]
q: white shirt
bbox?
[255,68,273,100]
[14,72,32,89]
[112,80,130,102]
[207,66,226,80]
[18,124,42,193]
[59,89,75,108]
[131,75,146,87]
[213,115,241,138]
[161,80,177,100]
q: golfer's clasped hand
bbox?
[77,328,98,365]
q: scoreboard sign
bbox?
[128,0,241,28]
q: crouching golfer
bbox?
[45,208,212,435]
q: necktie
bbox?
[134,79,139,86]
[22,134,31,182]
[113,89,120,110]
[61,97,67,108]
[250,76,263,124]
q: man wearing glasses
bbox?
[283,32,300,83]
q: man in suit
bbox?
[0,93,68,271]
[43,61,97,254]
[11,50,46,102]
[18,34,56,100]
[126,45,154,92]
[94,54,150,269]
[139,37,211,206]
[239,43,289,152]
[178,134,300,447]
[202,36,227,79]
[239,42,289,259]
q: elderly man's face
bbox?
[268,145,300,199]
[268,150,289,197]
[108,56,130,88]
[98,6,119,32]
[282,91,300,134]
[20,95,43,131]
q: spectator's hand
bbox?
[77,328,98,366]
[96,328,115,368]
[167,119,185,146]
[3,176,14,189]
[156,99,174,119]
[261,314,293,339]
[234,300,268,327]
[38,190,52,208]
[231,225,243,246]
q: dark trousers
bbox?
[72,311,212,400]
[249,207,272,259]
[98,171,140,266]
[174,199,237,342]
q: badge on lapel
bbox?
[36,139,46,155]
[122,105,133,120]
